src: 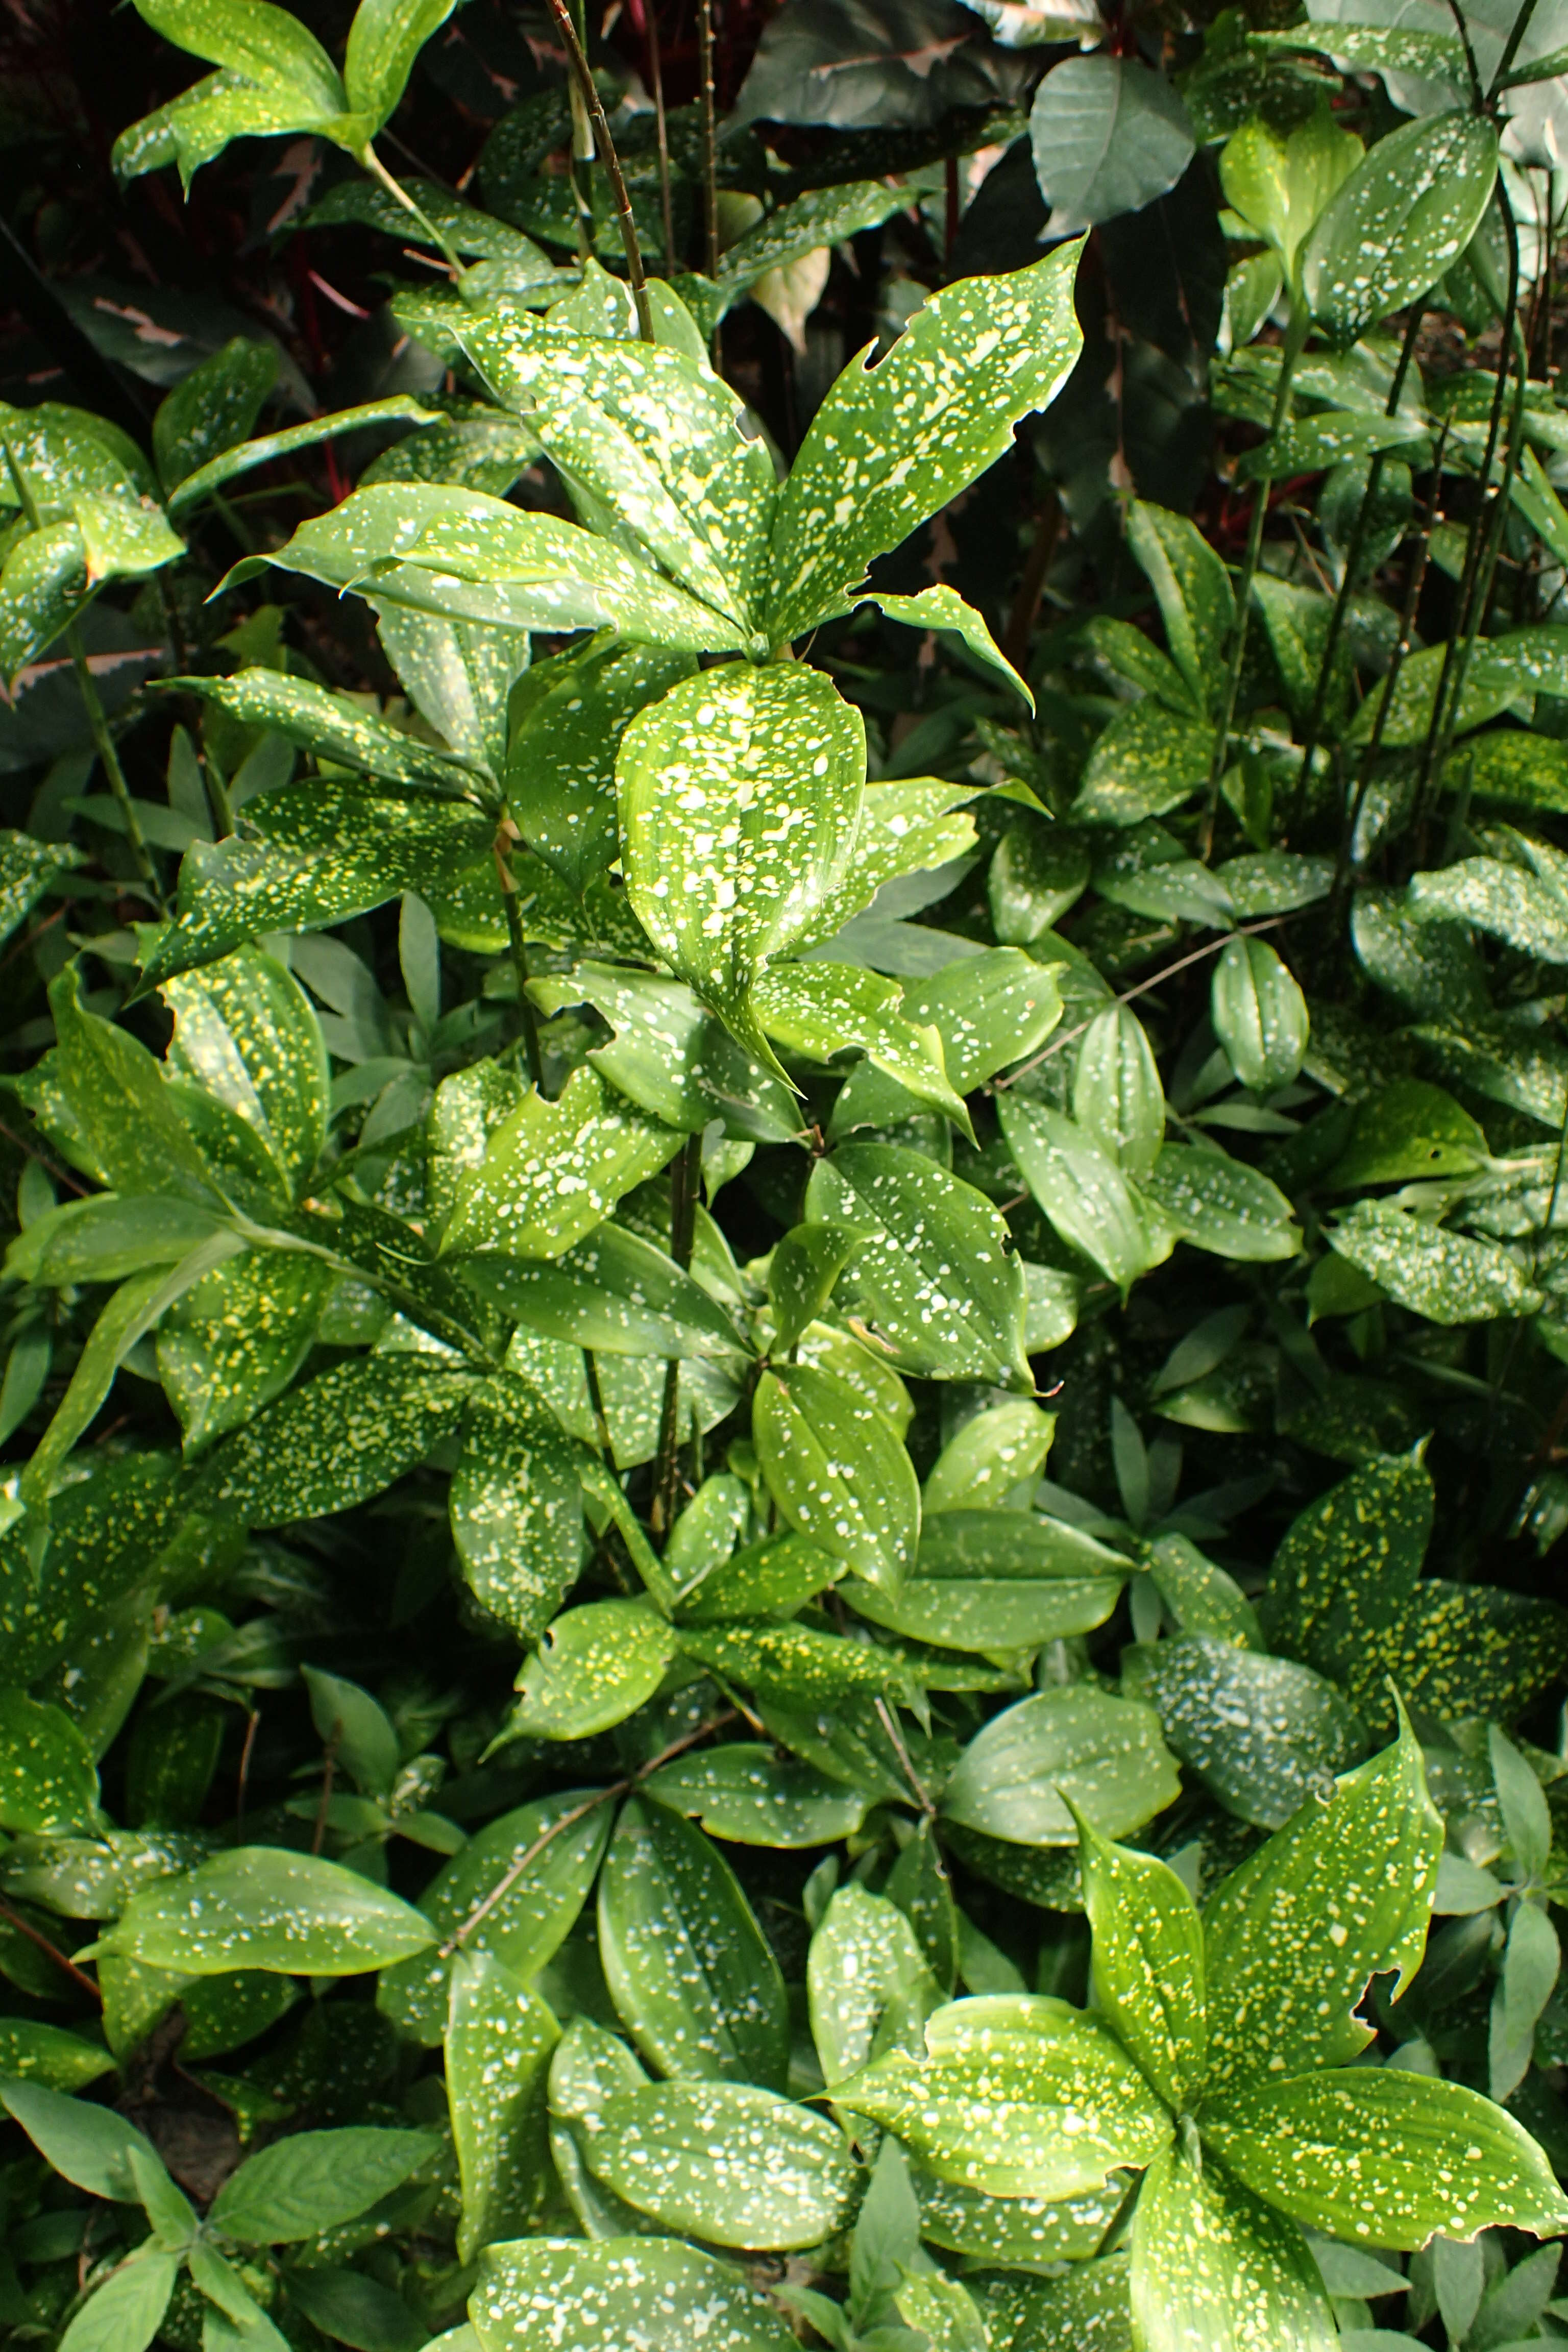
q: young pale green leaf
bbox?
[208,2125,437,2245]
[1301,111,1500,347]
[837,1997,1173,2200]
[598,1795,789,2089]
[999,1097,1170,1293]
[510,1601,677,1741]
[941,1687,1182,1848]
[57,2245,179,2352]
[578,2078,860,2249]
[1211,938,1309,1092]
[1329,1205,1538,1325]
[449,1373,585,1643]
[471,2238,799,2352]
[93,1847,437,1975]
[860,585,1034,708]
[618,663,865,1075]
[196,1356,474,1528]
[642,1745,870,1847]
[1,2081,162,2201]
[132,0,346,109]
[1076,1810,1205,2111]
[1142,1145,1300,1264]
[301,1666,399,1800]
[1131,2143,1337,2352]
[808,1885,943,2087]
[448,1953,559,2261]
[1072,1006,1166,1181]
[1202,1712,1441,2093]
[924,1399,1056,1512]
[344,0,457,132]
[753,1361,920,1590]
[766,244,1083,643]
[806,1144,1031,1388]
[1126,500,1236,716]
[1203,2066,1568,2249]
[0,1688,101,1834]
[437,1065,682,1260]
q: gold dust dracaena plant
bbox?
[835,1712,1568,2350]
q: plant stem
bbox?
[583,1348,617,1468]
[496,821,546,1090]
[651,1132,700,1536]
[544,0,657,342]
[67,621,164,911]
[1202,306,1308,852]
[1493,0,1546,90]
[358,144,465,277]
[697,0,721,283]
[644,0,676,274]
[1439,0,1484,107]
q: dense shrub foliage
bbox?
[10,0,1568,2344]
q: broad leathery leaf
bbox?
[0,2020,113,2090]
[48,963,223,1209]
[161,946,329,1197]
[765,243,1084,643]
[57,2245,178,2352]
[1203,2066,1568,2249]
[158,1245,332,1456]
[375,602,528,777]
[130,0,346,109]
[1142,1144,1301,1263]
[1,2081,163,2200]
[941,1687,1182,1847]
[1030,53,1194,236]
[208,2125,437,2245]
[458,310,776,628]
[166,397,443,515]
[793,776,977,953]
[1262,1450,1431,1671]
[1075,1810,1205,2111]
[808,1884,943,2087]
[1330,1204,1538,1324]
[152,334,276,493]
[345,0,457,131]
[1212,938,1309,1091]
[579,2078,859,2249]
[1201,1711,1441,2093]
[379,1792,611,2045]
[1073,700,1214,826]
[753,1361,920,1590]
[0,1686,99,1833]
[437,1065,682,1260]
[862,585,1034,708]
[195,1355,473,1527]
[508,638,695,895]
[617,663,865,1076]
[471,2238,799,2352]
[249,484,750,651]
[844,1565,1123,1654]
[642,1745,870,1847]
[1127,500,1235,717]
[465,1224,747,1366]
[598,1795,789,2089]
[449,1373,584,1642]
[806,1144,1032,1388]
[1072,1006,1165,1180]
[1301,111,1499,347]
[170,668,485,797]
[836,1996,1172,2201]
[999,1096,1171,1292]
[449,1953,560,2261]
[88,1846,431,1978]
[510,1601,677,1740]
[752,960,973,1136]
[1131,2143,1337,2352]
[924,1399,1055,1511]
[1131,1634,1367,1832]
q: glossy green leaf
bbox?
[506,638,695,894]
[901,948,1063,1091]
[0,826,78,947]
[152,335,276,493]
[941,1687,1182,1846]
[999,1096,1170,1292]
[438,1065,682,1260]
[597,1795,789,2088]
[845,1564,1123,1654]
[924,1400,1056,1512]
[1301,111,1500,347]
[510,1601,677,1740]
[93,1847,437,1975]
[914,2170,1126,2268]
[57,2245,178,2352]
[157,1248,332,1456]
[1076,1811,1205,2110]
[579,2077,859,2248]
[166,397,443,513]
[1,2080,161,2199]
[471,2238,799,2352]
[1329,1205,1537,1325]
[1132,1634,1367,1831]
[807,1884,942,2087]
[535,963,800,1143]
[197,1355,474,1527]
[48,963,222,1208]
[1030,55,1194,235]
[754,960,973,1135]
[1204,2066,1568,2249]
[449,1952,559,2260]
[766,244,1083,643]
[862,585,1034,708]
[208,2125,437,2244]
[1262,1452,1432,1671]
[1073,700,1214,827]
[1072,1006,1166,1181]
[344,0,457,131]
[1127,500,1236,716]
[753,1361,920,1589]
[1202,1713,1441,2093]
[0,2019,114,2089]
[1212,939,1309,1091]
[449,1373,585,1642]
[0,1687,101,1833]
[1131,2143,1336,2352]
[1142,1145,1300,1263]
[172,668,484,797]
[642,1745,870,1847]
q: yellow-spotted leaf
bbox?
[1075,1810,1205,2112]
[449,1952,560,2261]
[438,1065,682,1260]
[1131,2143,1337,2352]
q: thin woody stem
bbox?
[544,0,657,343]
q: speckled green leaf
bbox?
[374,603,529,777]
[449,1373,585,1643]
[48,963,222,1208]
[157,1248,332,1455]
[166,397,442,513]
[836,1994,1172,2200]
[379,1793,611,2045]
[131,0,346,112]
[1262,1452,1432,1670]
[1073,700,1214,827]
[999,1097,1169,1292]
[506,638,695,894]
[438,1064,682,1260]
[1071,1004,1165,1181]
[916,1509,1128,1581]
[1409,853,1568,960]
[1302,111,1499,347]
[895,2270,989,2352]
[1128,500,1235,717]
[449,1952,559,2261]
[1212,938,1309,1092]
[579,2078,858,2249]
[465,1222,748,1367]
[806,1143,1031,1388]
[597,1795,789,2089]
[0,828,79,948]
[675,1618,913,1707]
[172,669,484,798]
[0,2019,114,2089]
[753,1361,920,1589]
[458,311,776,628]
[766,246,1083,643]
[864,585,1034,708]
[1076,1812,1205,2110]
[753,961,973,1135]
[941,1687,1182,1847]
[345,0,456,131]
[901,948,1063,1092]
[0,1688,99,1833]
[1201,1713,1441,2093]
[617,664,865,1074]
[534,963,799,1143]
[642,1745,870,1847]
[844,1566,1123,1654]
[510,1601,676,1740]
[95,1847,436,1976]
[795,776,978,953]
[1204,2066,1568,2249]
[196,1354,473,1527]
[1130,2144,1336,2352]
[1142,1145,1300,1263]
[1329,1204,1537,1324]
[151,334,275,493]
[807,1884,942,2087]
[1387,1579,1568,1730]
[915,2170,1126,2267]
[1131,1634,1368,1832]
[161,945,329,1197]
[1322,1078,1486,1189]
[471,2238,799,2352]
[208,2125,437,2244]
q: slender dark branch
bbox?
[1493,0,1546,91]
[651,1134,701,1535]
[0,1896,102,2006]
[644,1,677,274]
[1440,0,1484,108]
[543,0,657,341]
[696,0,721,284]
